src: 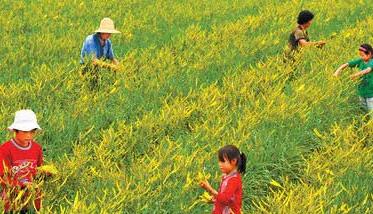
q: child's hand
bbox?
[199,180,218,196]
[199,180,211,191]
[333,69,341,77]
[316,41,326,48]
[350,72,361,80]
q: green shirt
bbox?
[348,58,373,98]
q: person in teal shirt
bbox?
[334,44,373,113]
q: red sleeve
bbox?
[215,177,240,205]
[0,144,11,176]
[0,144,12,185]
[37,145,43,166]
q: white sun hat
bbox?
[94,17,121,34]
[8,109,42,131]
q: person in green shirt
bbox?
[334,44,373,113]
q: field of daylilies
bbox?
[0,0,372,213]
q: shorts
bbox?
[359,96,373,112]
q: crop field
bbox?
[0,0,372,213]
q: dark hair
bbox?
[218,145,247,174]
[359,43,373,56]
[297,10,314,25]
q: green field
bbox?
[0,0,372,213]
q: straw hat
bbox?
[95,18,121,34]
[8,109,41,131]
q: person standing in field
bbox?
[80,17,121,89]
[0,110,45,213]
[334,44,373,115]
[288,10,326,52]
[200,145,246,214]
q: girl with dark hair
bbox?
[200,145,246,214]
[288,10,326,51]
[334,44,373,113]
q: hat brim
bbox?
[94,29,121,34]
[8,122,42,132]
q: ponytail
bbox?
[238,152,247,174]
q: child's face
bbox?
[14,130,36,145]
[218,157,237,175]
[303,20,313,29]
[359,50,372,62]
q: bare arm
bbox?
[299,39,326,47]
[200,180,218,196]
[334,63,349,77]
[350,67,372,80]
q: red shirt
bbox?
[213,172,242,214]
[0,139,43,187]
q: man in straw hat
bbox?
[80,17,121,66]
[0,109,45,213]
[80,18,121,89]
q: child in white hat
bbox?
[0,109,44,212]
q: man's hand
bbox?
[110,64,122,72]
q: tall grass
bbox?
[0,0,372,213]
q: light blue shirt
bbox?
[80,33,114,64]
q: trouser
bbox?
[359,96,373,112]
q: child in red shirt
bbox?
[200,145,247,214]
[0,109,44,213]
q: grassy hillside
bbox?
[0,0,372,213]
